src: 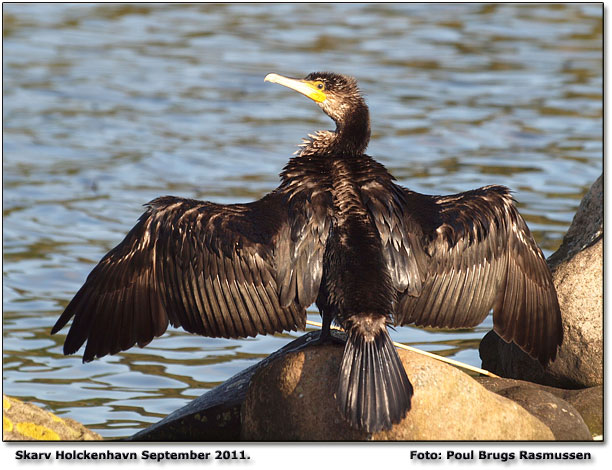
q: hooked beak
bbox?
[264,73,327,103]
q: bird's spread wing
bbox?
[52,192,330,362]
[365,183,562,364]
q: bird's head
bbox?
[265,72,370,155]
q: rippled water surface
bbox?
[3,3,602,438]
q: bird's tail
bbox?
[336,321,413,432]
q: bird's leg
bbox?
[319,311,332,341]
[312,310,346,346]
[282,311,345,355]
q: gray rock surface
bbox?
[548,238,603,385]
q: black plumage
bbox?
[52,72,562,433]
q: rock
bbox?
[241,345,554,441]
[476,377,602,438]
[548,238,603,385]
[548,174,602,266]
[128,369,245,441]
[129,390,242,442]
[129,330,339,441]
[495,387,591,441]
[480,175,603,388]
[562,386,603,438]
[3,395,101,441]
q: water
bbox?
[2,3,602,439]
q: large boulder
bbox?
[241,345,554,441]
[548,174,603,266]
[480,175,603,388]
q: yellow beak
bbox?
[264,73,327,103]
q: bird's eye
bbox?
[316,82,325,90]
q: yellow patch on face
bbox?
[264,73,327,103]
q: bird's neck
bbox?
[297,105,371,157]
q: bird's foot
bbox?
[309,327,347,347]
[282,328,347,355]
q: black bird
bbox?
[52,72,562,433]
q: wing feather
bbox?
[367,183,562,365]
[52,192,329,362]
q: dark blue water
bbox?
[3,3,602,438]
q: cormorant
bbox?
[52,72,563,433]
